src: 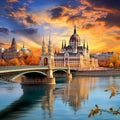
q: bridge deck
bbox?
[0,66,73,73]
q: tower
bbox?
[42,36,47,55]
[87,42,89,53]
[74,25,76,34]
[48,34,53,55]
[40,35,55,68]
[10,38,17,50]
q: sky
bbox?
[0,0,120,53]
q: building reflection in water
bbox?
[0,84,55,120]
[62,77,96,112]
[0,77,96,120]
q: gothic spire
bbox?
[48,33,53,55]
[87,42,89,51]
[62,40,64,49]
[64,41,66,47]
[83,40,85,48]
[11,37,17,49]
[74,25,76,34]
[42,36,47,55]
[22,43,25,48]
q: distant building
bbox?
[91,52,114,61]
[0,38,30,60]
[20,43,31,56]
[40,25,98,70]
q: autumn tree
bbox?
[110,53,120,68]
[7,58,21,66]
[0,59,7,66]
[24,54,40,65]
[98,60,110,67]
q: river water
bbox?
[0,76,120,120]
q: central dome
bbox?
[69,25,80,43]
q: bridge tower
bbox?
[40,35,55,68]
[40,35,55,84]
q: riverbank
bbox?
[72,69,120,76]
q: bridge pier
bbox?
[67,65,72,80]
[46,65,56,84]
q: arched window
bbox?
[44,57,48,66]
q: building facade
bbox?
[40,26,98,70]
[40,36,55,68]
[0,38,30,60]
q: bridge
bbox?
[0,65,74,84]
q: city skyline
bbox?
[0,0,120,53]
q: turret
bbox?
[10,38,17,50]
[48,33,53,55]
[42,36,47,55]
[74,25,76,34]
[87,42,89,53]
[83,40,85,49]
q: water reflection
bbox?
[60,77,96,112]
[0,85,55,120]
[1,76,120,120]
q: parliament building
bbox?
[40,26,98,70]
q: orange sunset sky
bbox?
[0,0,120,53]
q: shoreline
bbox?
[72,69,120,77]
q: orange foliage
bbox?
[99,53,120,68]
[98,60,110,67]
[7,58,21,66]
[110,53,120,68]
[24,54,40,65]
[0,59,7,66]
[0,53,40,66]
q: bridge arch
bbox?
[53,69,67,73]
[53,69,68,78]
[11,71,47,82]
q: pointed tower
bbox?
[87,42,89,52]
[40,34,54,68]
[42,36,47,55]
[10,38,17,50]
[83,40,85,49]
[48,33,53,55]
[61,40,64,52]
[62,40,64,49]
[74,25,76,34]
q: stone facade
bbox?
[0,38,30,60]
[40,36,55,68]
[40,26,98,70]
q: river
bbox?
[0,76,120,120]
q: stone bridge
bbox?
[0,65,74,84]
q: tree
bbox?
[24,54,40,65]
[110,53,120,68]
[8,58,21,66]
[0,59,7,66]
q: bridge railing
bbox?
[0,65,48,71]
[0,65,76,73]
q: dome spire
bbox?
[22,43,25,48]
[74,25,76,34]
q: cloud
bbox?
[11,28,38,35]
[0,27,9,35]
[6,0,18,3]
[81,0,120,12]
[26,15,37,25]
[97,13,120,27]
[50,7,63,19]
[81,0,120,28]
[82,23,95,29]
